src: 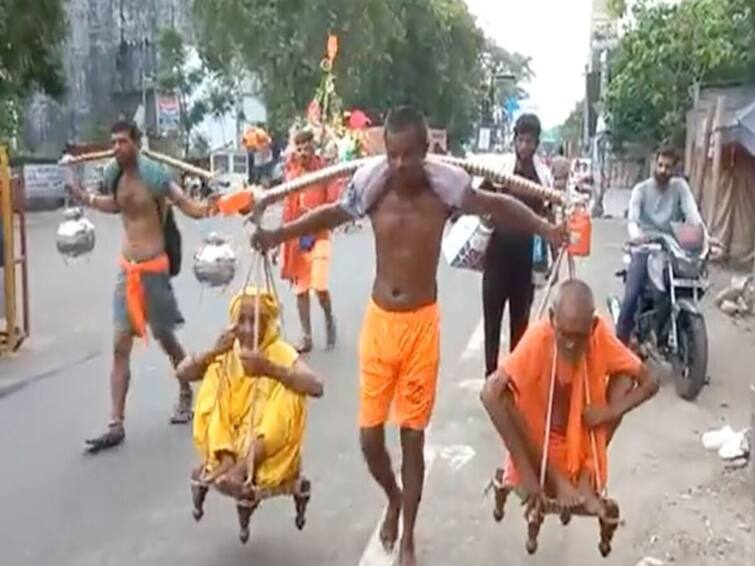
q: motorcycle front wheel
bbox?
[672,311,708,401]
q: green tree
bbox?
[555,100,585,149]
[156,29,209,155]
[192,0,530,148]
[0,0,68,143]
[604,0,755,149]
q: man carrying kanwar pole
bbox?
[253,106,566,566]
[68,120,219,453]
[280,128,338,353]
[480,279,659,521]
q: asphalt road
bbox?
[0,194,751,566]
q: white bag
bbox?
[442,215,492,272]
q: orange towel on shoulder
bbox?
[500,317,642,488]
[119,254,170,341]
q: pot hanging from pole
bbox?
[193,232,238,288]
[56,207,96,259]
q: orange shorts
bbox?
[358,300,440,430]
[293,238,331,295]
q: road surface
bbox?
[0,194,751,565]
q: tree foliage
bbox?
[604,0,755,149]
[192,0,531,147]
[554,100,585,149]
[156,29,208,154]
[0,0,68,142]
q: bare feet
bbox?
[325,317,337,351]
[577,473,620,524]
[379,492,402,553]
[216,461,248,499]
[399,536,417,566]
[203,454,235,484]
[551,472,583,510]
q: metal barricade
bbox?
[0,144,29,353]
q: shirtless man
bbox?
[480,280,659,518]
[254,106,565,565]
[69,121,218,453]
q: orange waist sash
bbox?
[119,253,170,340]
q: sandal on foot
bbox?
[295,336,313,354]
[170,390,193,424]
[85,422,125,454]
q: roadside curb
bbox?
[0,349,101,400]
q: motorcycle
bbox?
[607,226,710,401]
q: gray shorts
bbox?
[113,269,184,337]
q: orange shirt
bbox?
[501,317,642,486]
[280,155,335,282]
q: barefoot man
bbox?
[480,279,659,519]
[254,106,566,565]
[281,129,338,352]
[68,121,218,453]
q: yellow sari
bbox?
[193,288,306,489]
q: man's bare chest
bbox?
[116,176,158,217]
[370,191,448,240]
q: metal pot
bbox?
[56,207,95,258]
[193,233,237,287]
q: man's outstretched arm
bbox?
[253,202,352,250]
[460,188,566,247]
[168,181,217,219]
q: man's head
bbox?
[111,120,141,167]
[654,145,678,189]
[384,105,429,185]
[550,279,597,364]
[293,129,315,165]
[514,113,541,163]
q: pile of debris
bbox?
[702,425,751,469]
[715,275,755,317]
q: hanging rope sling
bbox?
[190,249,311,544]
[488,200,621,557]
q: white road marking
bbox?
[457,378,485,393]
[438,444,476,472]
[460,318,484,360]
[357,317,484,565]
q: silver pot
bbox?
[193,233,237,287]
[56,207,96,258]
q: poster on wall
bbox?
[156,93,180,135]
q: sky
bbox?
[465,0,594,130]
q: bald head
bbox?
[552,279,596,363]
[553,279,595,320]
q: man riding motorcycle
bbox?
[616,146,704,345]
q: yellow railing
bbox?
[0,144,28,353]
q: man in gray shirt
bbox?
[616,146,703,344]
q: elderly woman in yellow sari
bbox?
[176,286,323,541]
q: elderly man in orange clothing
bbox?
[480,279,659,522]
[281,128,338,353]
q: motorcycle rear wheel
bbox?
[673,312,708,401]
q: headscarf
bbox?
[193,286,299,473]
[228,286,281,354]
